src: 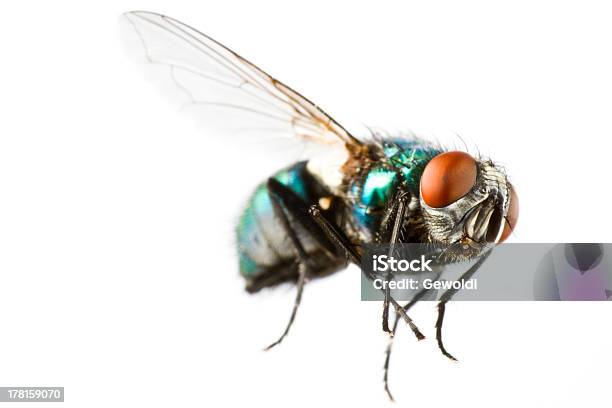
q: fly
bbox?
[124,11,519,400]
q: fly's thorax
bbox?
[347,164,400,240]
[342,138,441,242]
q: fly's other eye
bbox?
[420,151,477,208]
[499,183,519,242]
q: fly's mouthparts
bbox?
[465,207,480,238]
[486,206,505,243]
[465,204,503,243]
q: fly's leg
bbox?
[263,179,337,350]
[263,261,307,350]
[263,177,424,347]
[383,278,439,401]
[382,250,493,399]
[435,250,492,361]
[435,303,455,361]
[308,205,425,341]
[380,191,410,334]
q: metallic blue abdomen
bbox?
[236,162,316,279]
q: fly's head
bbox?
[418,151,519,261]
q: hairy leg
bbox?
[308,205,425,341]
[434,249,492,361]
[263,179,336,349]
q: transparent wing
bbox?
[122,11,363,149]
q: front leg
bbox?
[383,249,492,400]
[435,249,492,361]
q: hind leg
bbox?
[263,261,308,350]
[263,178,335,350]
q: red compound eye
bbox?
[420,151,477,208]
[499,183,519,242]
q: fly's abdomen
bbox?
[236,161,342,292]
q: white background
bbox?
[1,1,611,407]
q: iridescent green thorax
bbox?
[382,139,441,195]
[360,168,398,208]
[349,138,442,238]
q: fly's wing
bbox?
[122,11,363,156]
